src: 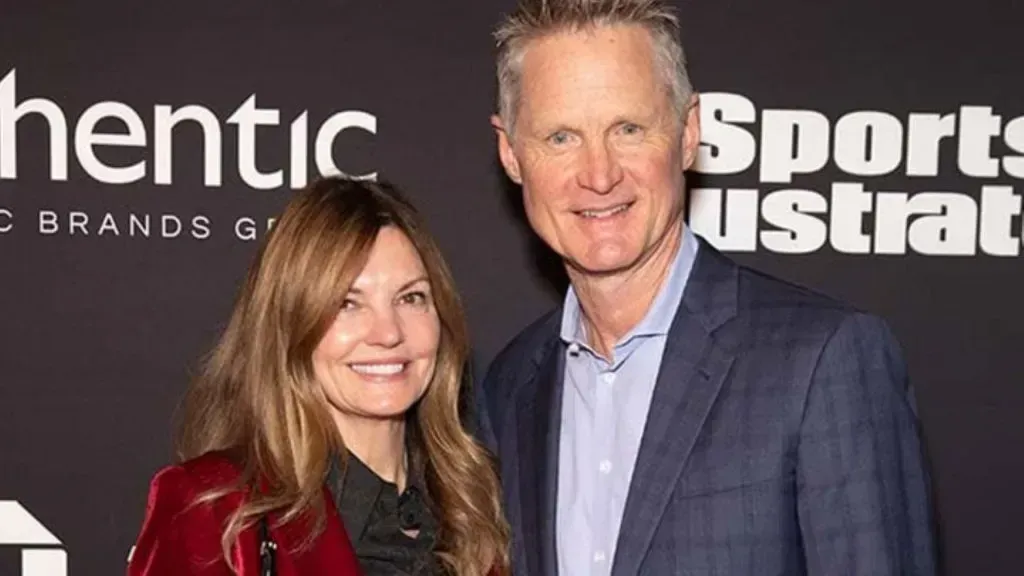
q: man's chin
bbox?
[564,252,641,278]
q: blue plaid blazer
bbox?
[478,236,937,576]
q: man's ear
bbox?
[492,114,522,184]
[681,93,701,171]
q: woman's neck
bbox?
[333,415,408,491]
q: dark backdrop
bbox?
[1,1,1021,574]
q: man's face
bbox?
[495,25,700,277]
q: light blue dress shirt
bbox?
[556,223,699,576]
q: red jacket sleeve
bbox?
[126,464,235,576]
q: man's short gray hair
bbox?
[494,0,694,135]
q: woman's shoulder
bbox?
[177,451,245,484]
[145,450,246,505]
[128,452,250,574]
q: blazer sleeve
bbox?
[472,369,499,454]
[796,312,938,575]
[127,465,233,576]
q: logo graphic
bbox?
[0,68,378,188]
[689,92,1024,256]
[0,500,66,576]
[0,66,378,241]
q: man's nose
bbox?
[576,140,624,194]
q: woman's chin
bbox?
[353,400,419,421]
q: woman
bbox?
[127,176,510,576]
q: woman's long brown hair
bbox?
[176,176,510,575]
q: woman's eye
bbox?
[400,291,428,305]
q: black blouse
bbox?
[327,452,444,576]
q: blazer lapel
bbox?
[610,239,739,576]
[515,337,565,576]
[271,488,362,575]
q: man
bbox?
[478,1,937,575]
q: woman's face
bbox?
[312,226,441,425]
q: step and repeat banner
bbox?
[1,1,1021,574]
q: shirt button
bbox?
[601,372,615,384]
[599,460,613,474]
[594,551,607,563]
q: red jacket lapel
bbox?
[268,487,361,575]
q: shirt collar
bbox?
[559,223,699,349]
[328,450,437,544]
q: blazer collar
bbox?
[610,236,739,576]
[263,487,362,575]
[511,236,740,576]
[513,332,564,576]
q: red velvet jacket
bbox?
[127,452,362,575]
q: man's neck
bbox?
[333,415,408,491]
[567,222,684,359]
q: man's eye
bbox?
[548,131,571,145]
[621,123,642,135]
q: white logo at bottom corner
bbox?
[0,501,66,576]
